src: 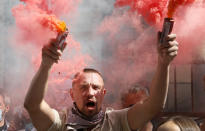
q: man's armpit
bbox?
[48,109,62,131]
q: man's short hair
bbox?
[0,88,10,106]
[72,68,103,87]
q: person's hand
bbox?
[158,32,179,66]
[41,38,67,67]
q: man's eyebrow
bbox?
[79,83,103,87]
[92,83,103,87]
[79,83,88,86]
[79,81,89,85]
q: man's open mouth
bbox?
[86,101,96,109]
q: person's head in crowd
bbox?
[199,119,205,131]
[157,116,200,131]
[0,88,10,127]
[121,84,149,108]
[121,84,152,131]
[70,68,106,117]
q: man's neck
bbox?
[0,119,5,127]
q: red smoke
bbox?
[12,0,90,79]
[115,0,197,26]
[112,0,205,65]
[167,0,195,18]
[115,0,168,26]
[100,0,205,106]
[12,0,81,46]
[11,0,91,109]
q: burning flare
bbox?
[40,14,68,50]
[41,15,67,33]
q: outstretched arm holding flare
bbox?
[127,32,178,130]
[24,33,67,131]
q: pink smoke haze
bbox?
[99,0,205,106]
[10,0,205,109]
[99,11,157,107]
[174,2,205,64]
[50,55,92,85]
[167,0,195,18]
[99,11,145,40]
[12,0,81,47]
[12,0,89,80]
[115,0,168,27]
[11,0,91,109]
[114,0,201,26]
[106,0,205,65]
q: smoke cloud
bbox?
[98,0,205,107]
[1,0,205,111]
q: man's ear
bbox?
[69,88,74,100]
[103,88,106,95]
[5,105,9,113]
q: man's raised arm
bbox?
[24,39,65,131]
[127,33,179,130]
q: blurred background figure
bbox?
[157,116,200,131]
[121,84,153,131]
[121,84,150,107]
[199,119,205,131]
[0,88,16,130]
[12,105,36,131]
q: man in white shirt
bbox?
[24,32,179,131]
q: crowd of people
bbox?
[0,31,205,131]
[1,82,205,131]
[1,80,205,131]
